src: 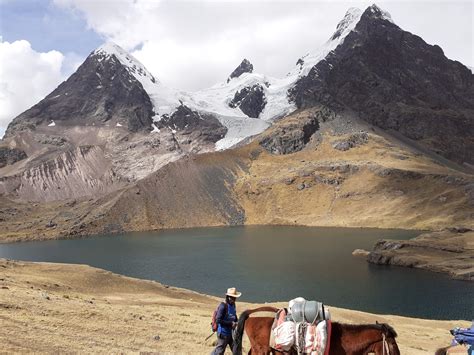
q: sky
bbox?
[0,0,473,138]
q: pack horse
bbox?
[233,299,400,355]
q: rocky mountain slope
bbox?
[290,5,474,166]
[0,4,473,254]
[1,108,472,243]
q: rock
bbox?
[41,292,50,300]
[260,113,320,155]
[35,135,67,146]
[297,183,305,191]
[0,147,27,168]
[158,104,227,143]
[45,220,57,228]
[289,5,474,165]
[143,138,160,148]
[227,59,253,82]
[332,132,369,151]
[447,226,472,233]
[153,335,161,341]
[352,249,370,257]
[332,141,351,151]
[229,84,266,118]
[284,177,295,185]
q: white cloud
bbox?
[0,40,65,136]
[1,0,471,138]
[52,0,473,91]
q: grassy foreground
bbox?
[0,258,468,354]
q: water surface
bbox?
[0,226,472,320]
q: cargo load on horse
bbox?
[233,300,400,355]
[270,297,331,354]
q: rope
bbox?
[296,322,307,354]
[382,334,390,355]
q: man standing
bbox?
[212,287,242,355]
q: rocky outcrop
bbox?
[229,84,266,118]
[332,132,368,151]
[4,49,154,137]
[0,147,27,168]
[290,4,474,165]
[158,104,228,143]
[227,59,253,82]
[259,111,320,154]
[367,229,474,281]
[34,135,67,146]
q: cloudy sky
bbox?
[0,0,473,137]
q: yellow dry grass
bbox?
[0,259,468,354]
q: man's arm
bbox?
[216,303,233,327]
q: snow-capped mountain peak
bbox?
[93,42,158,85]
[365,4,394,23]
[330,7,362,41]
[289,7,362,79]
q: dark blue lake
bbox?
[0,226,472,320]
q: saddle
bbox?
[270,298,331,355]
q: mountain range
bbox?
[0,4,473,244]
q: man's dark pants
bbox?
[212,333,234,355]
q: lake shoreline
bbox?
[365,229,474,281]
[0,258,469,353]
[0,219,428,244]
[4,222,473,284]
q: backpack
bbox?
[211,302,228,332]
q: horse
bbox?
[233,307,400,355]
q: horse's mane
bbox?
[334,322,398,338]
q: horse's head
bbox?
[376,321,398,338]
[375,321,400,355]
[386,335,401,355]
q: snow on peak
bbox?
[93,42,182,119]
[330,7,362,41]
[288,7,362,79]
[93,42,158,85]
[365,4,394,23]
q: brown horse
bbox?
[233,307,400,355]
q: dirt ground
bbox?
[0,258,468,354]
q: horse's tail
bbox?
[434,346,450,355]
[233,306,279,355]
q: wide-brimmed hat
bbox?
[226,287,242,298]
